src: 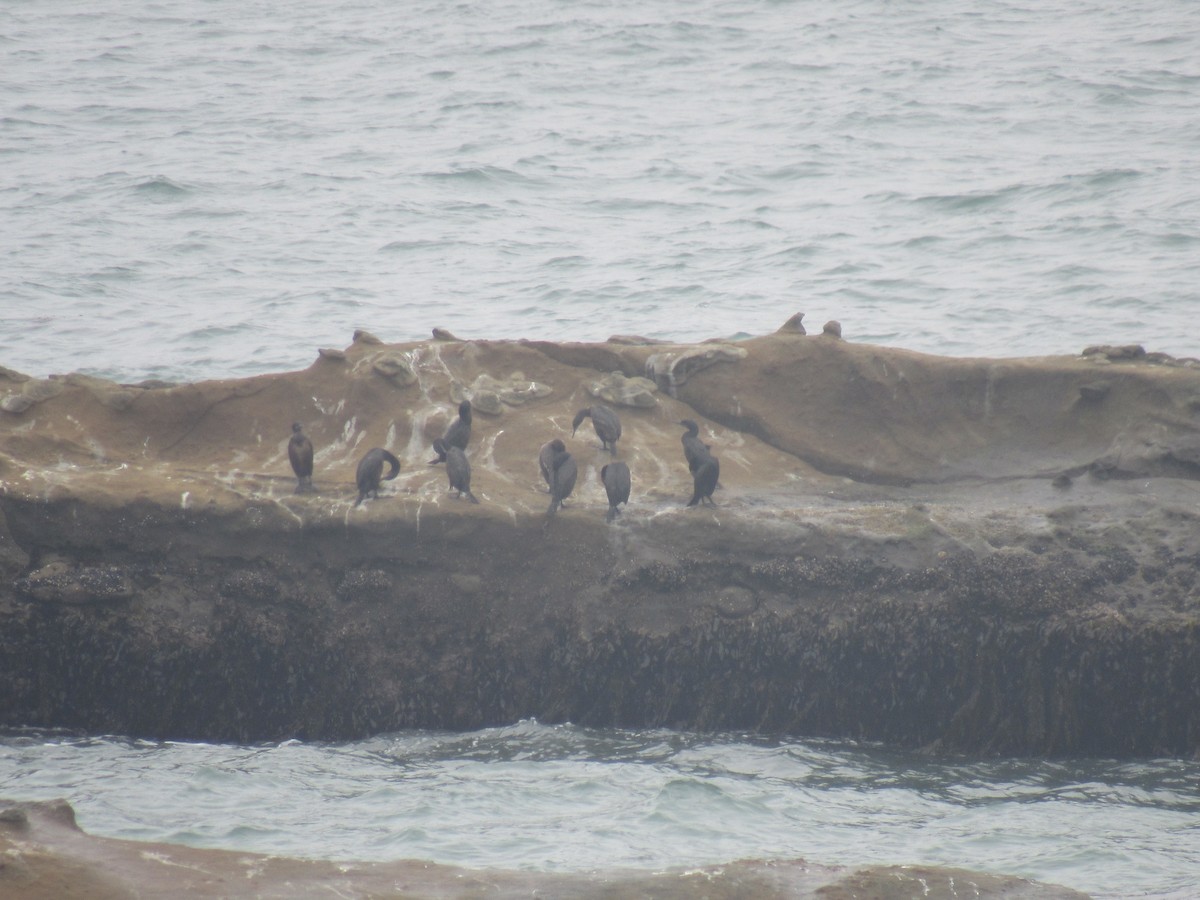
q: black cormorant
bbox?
[429,399,473,464]
[546,439,577,517]
[446,445,479,503]
[288,422,314,493]
[572,404,622,454]
[687,455,720,508]
[355,448,401,507]
[679,418,709,474]
[600,460,631,522]
[538,439,557,492]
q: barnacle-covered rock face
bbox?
[0,329,1199,758]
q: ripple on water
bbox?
[1,723,1199,895]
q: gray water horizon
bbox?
[3,0,1199,383]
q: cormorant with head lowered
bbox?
[572,404,622,454]
[288,422,314,493]
[446,445,479,504]
[600,461,630,522]
[355,448,401,507]
[429,399,473,464]
[545,439,577,517]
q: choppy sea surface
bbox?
[3,2,1200,896]
[2,722,1199,898]
[3,0,1200,383]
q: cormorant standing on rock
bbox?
[680,419,719,507]
[446,445,479,503]
[429,399,472,464]
[688,455,720,508]
[600,461,630,522]
[572,404,622,454]
[288,422,314,493]
[546,439,577,517]
[538,440,557,492]
[355,448,400,507]
[679,419,708,474]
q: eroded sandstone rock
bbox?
[776,311,807,334]
[449,372,553,415]
[370,353,419,388]
[0,332,1198,761]
[587,371,658,408]
[352,329,383,345]
[2,377,66,414]
[644,343,747,397]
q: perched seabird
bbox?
[572,404,622,454]
[680,419,719,507]
[355,448,401,507]
[679,419,709,474]
[538,439,557,492]
[429,400,473,464]
[687,455,720,508]
[446,445,479,504]
[288,422,314,493]
[546,439,577,517]
[600,461,631,522]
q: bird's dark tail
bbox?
[688,458,718,507]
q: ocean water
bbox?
[3,1,1200,896]
[2,0,1199,383]
[2,723,1199,898]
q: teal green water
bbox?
[2,723,1197,897]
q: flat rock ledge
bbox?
[1,330,1199,758]
[0,799,1087,899]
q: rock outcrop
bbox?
[1,326,1199,757]
[0,799,1088,899]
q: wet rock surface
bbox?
[0,330,1198,759]
[0,799,1087,899]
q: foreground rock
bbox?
[0,799,1087,899]
[1,326,1199,757]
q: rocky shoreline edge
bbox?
[0,322,1197,758]
[0,798,1087,899]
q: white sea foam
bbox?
[1,724,1197,896]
